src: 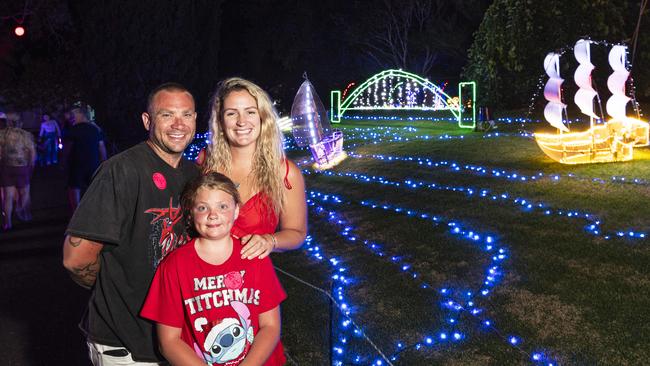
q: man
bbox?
[0,116,36,230]
[62,103,107,212]
[63,83,199,365]
[38,112,62,166]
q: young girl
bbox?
[141,172,286,365]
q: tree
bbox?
[463,0,649,109]
[69,0,223,149]
[336,0,491,79]
[0,0,82,111]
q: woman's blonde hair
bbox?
[204,77,286,215]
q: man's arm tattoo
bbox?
[67,236,83,247]
[70,258,100,289]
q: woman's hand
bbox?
[240,233,276,260]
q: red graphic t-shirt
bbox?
[141,237,286,365]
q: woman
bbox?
[0,119,36,230]
[202,77,307,260]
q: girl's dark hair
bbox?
[180,172,241,238]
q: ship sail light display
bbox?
[542,53,569,132]
[573,39,598,119]
[534,40,649,164]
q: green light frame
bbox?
[331,90,341,122]
[330,69,461,123]
[458,81,476,129]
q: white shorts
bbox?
[86,341,168,366]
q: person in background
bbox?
[141,172,286,365]
[200,77,307,260]
[0,115,7,227]
[62,103,107,212]
[0,117,36,230]
[38,112,62,165]
[61,110,74,139]
[62,83,199,365]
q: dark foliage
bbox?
[0,0,81,112]
[68,0,223,149]
[463,0,649,108]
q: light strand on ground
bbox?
[278,236,394,366]
[305,167,647,241]
[308,190,558,365]
[348,152,650,187]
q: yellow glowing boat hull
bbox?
[534,118,649,164]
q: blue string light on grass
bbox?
[317,126,648,188]
[307,148,650,243]
[340,115,544,125]
[308,190,559,365]
[348,152,650,187]
[306,167,647,241]
[338,126,533,143]
[308,193,468,363]
[297,234,396,366]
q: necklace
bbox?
[233,170,253,190]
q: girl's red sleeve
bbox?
[140,254,184,328]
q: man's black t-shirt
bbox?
[66,142,199,361]
[65,122,104,189]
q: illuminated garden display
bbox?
[291,76,347,170]
[534,40,649,164]
[330,69,476,129]
[181,117,648,365]
[177,47,648,366]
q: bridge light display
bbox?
[330,69,476,129]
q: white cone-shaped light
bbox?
[291,79,332,147]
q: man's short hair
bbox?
[69,102,91,120]
[146,82,195,115]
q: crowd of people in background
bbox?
[0,105,107,231]
[0,113,36,230]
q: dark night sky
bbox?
[0,0,490,146]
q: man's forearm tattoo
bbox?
[70,258,100,289]
[67,237,83,247]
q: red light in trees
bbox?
[15,26,25,37]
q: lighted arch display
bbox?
[330,69,476,129]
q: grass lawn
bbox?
[274,118,650,365]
